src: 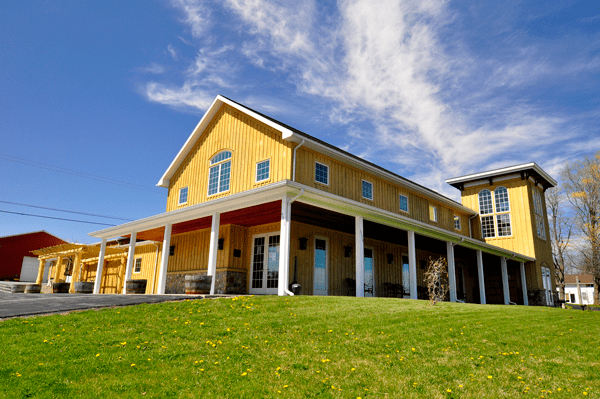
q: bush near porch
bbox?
[1,297,598,398]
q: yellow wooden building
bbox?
[84,95,557,306]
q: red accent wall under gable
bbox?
[0,232,66,280]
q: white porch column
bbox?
[447,242,457,302]
[93,238,107,294]
[476,250,486,304]
[501,256,510,305]
[355,216,365,297]
[278,196,291,296]
[408,230,417,300]
[123,231,137,293]
[520,262,528,306]
[157,224,172,295]
[208,213,220,295]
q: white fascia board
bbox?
[446,162,557,187]
[286,181,535,262]
[157,95,294,188]
[89,181,292,239]
[284,133,476,216]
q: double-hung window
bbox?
[134,258,142,274]
[429,205,438,222]
[362,180,373,200]
[178,187,188,205]
[454,215,461,230]
[256,159,270,182]
[533,188,546,240]
[208,151,232,196]
[315,162,329,185]
[478,186,512,238]
[399,194,409,213]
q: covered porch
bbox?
[88,180,534,305]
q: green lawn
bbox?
[1,296,599,398]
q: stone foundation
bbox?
[166,270,247,295]
[527,289,548,306]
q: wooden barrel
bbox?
[185,275,212,295]
[125,279,147,294]
[52,282,70,293]
[74,282,94,294]
[10,284,26,293]
[24,284,41,293]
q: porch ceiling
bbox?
[134,201,282,242]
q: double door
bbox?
[250,232,280,295]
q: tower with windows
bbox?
[446,163,557,306]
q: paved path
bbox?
[0,292,229,319]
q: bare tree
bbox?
[562,151,600,304]
[546,186,572,301]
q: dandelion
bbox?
[241,372,247,376]
[447,389,452,393]
[131,364,135,367]
[487,375,493,379]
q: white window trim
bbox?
[178,186,188,205]
[494,186,512,238]
[314,161,330,186]
[361,179,374,201]
[429,204,438,222]
[255,159,271,183]
[133,257,142,274]
[454,215,461,231]
[207,153,232,197]
[399,194,409,213]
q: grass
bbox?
[1,296,599,398]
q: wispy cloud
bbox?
[141,0,599,195]
[140,62,166,74]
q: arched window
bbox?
[478,187,512,238]
[479,189,495,238]
[494,186,511,237]
[208,151,232,195]
[478,189,493,214]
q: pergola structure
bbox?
[33,243,128,293]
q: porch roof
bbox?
[89,180,535,263]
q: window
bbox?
[178,187,188,205]
[533,188,546,240]
[362,180,373,200]
[399,194,409,213]
[315,162,329,185]
[454,215,461,230]
[256,159,270,182]
[478,186,512,238]
[429,205,438,222]
[208,151,232,195]
[133,258,142,273]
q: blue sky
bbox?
[1,0,598,243]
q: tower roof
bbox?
[445,163,557,191]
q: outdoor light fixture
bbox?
[299,237,308,250]
[344,246,352,257]
[387,254,394,264]
[218,238,224,250]
[169,246,175,256]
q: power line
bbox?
[0,200,134,221]
[0,209,116,227]
[0,153,162,193]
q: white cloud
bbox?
[167,44,178,60]
[140,63,166,74]
[142,0,597,189]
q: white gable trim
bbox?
[157,95,293,188]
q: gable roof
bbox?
[157,95,476,215]
[565,274,594,284]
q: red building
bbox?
[0,231,67,281]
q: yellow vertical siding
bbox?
[166,104,293,211]
[294,148,471,235]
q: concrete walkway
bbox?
[0,292,229,319]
